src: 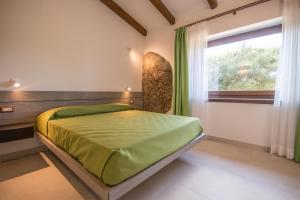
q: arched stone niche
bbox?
[142,52,172,113]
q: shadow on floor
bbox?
[0,153,49,182]
[42,151,100,200]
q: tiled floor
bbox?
[1,140,300,200]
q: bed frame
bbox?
[37,132,206,200]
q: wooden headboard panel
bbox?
[0,91,143,127]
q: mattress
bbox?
[36,103,203,186]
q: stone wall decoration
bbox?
[142,52,173,113]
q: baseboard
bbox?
[206,135,270,152]
[0,145,47,162]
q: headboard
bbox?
[0,91,143,127]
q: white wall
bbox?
[0,0,145,92]
[205,103,274,147]
[145,0,283,147]
[0,0,145,156]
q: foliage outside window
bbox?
[207,33,281,91]
[206,25,282,104]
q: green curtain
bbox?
[295,114,300,162]
[172,27,190,116]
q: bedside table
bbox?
[0,123,34,143]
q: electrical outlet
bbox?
[0,107,14,113]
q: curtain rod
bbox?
[176,0,271,30]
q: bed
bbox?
[36,103,205,200]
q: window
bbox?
[206,24,282,104]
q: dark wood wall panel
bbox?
[0,91,142,103]
[0,91,143,127]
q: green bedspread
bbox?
[36,103,203,186]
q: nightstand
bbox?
[0,123,34,143]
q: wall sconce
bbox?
[128,47,140,66]
[125,86,132,92]
[9,79,21,88]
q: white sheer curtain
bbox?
[187,22,208,121]
[271,0,300,159]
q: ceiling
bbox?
[113,0,254,31]
[114,0,210,30]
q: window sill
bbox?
[208,98,274,104]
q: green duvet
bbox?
[36,103,202,186]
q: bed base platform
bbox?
[37,132,206,200]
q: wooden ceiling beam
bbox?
[149,0,175,25]
[99,0,147,36]
[207,0,218,9]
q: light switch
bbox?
[0,107,14,113]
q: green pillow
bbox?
[54,103,133,118]
[36,103,133,135]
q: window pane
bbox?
[207,33,282,91]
